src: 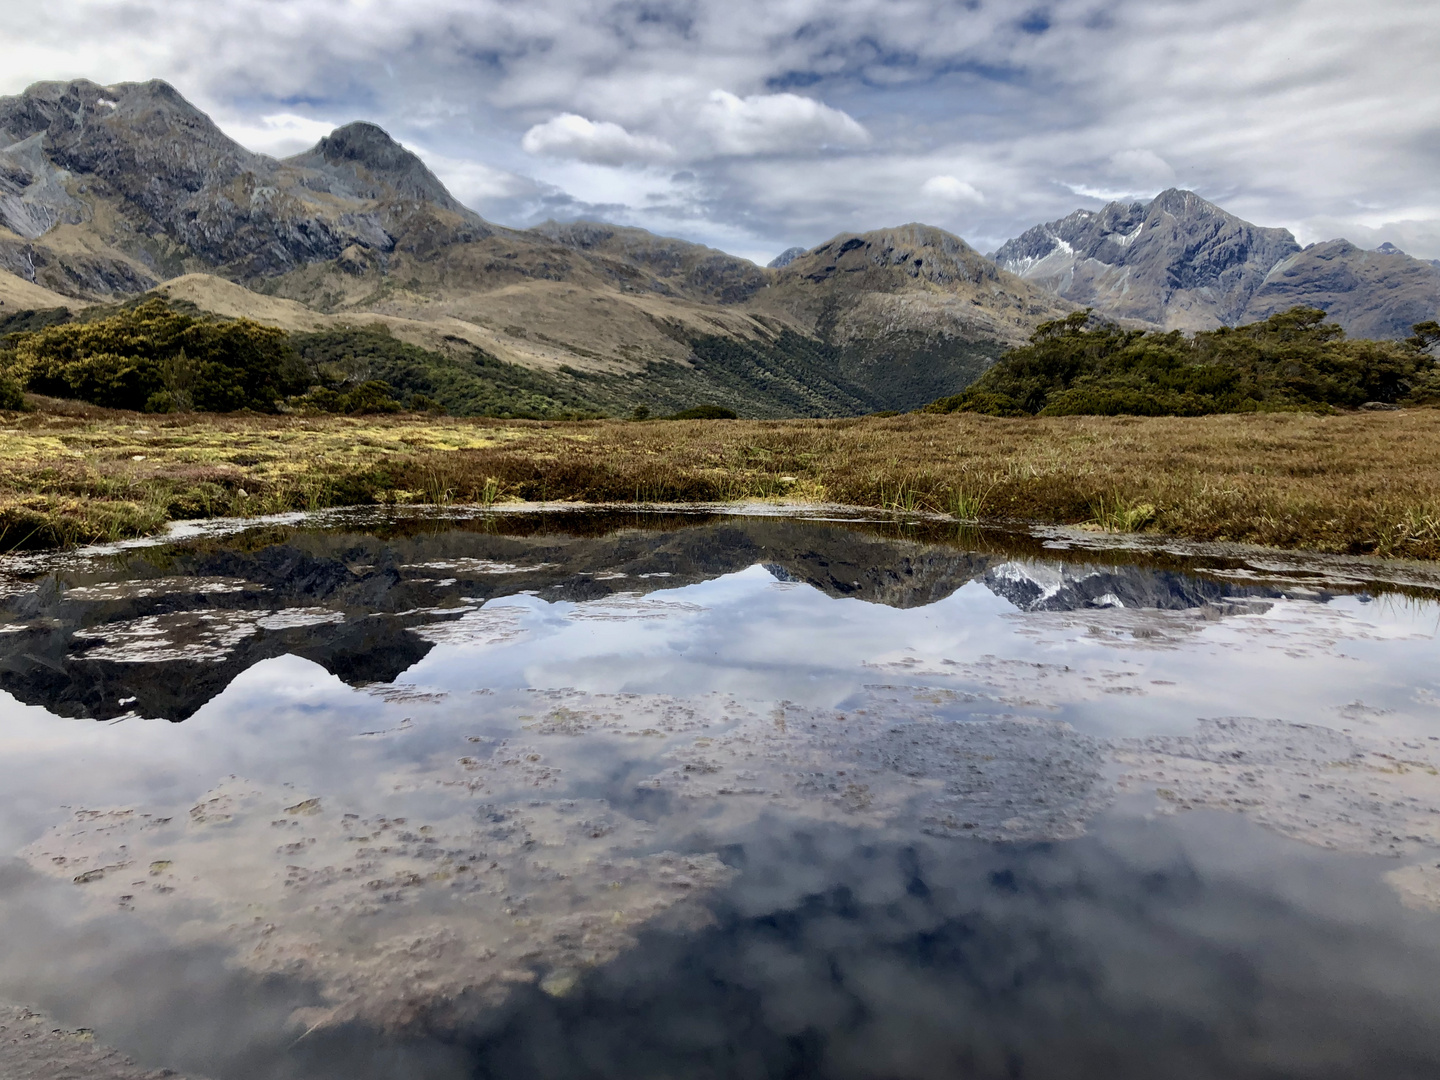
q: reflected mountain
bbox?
[0,512,1279,722]
[981,560,1261,612]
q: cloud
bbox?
[1,0,1437,259]
[696,91,869,156]
[521,113,675,165]
[217,112,337,157]
[1293,215,1440,261]
[921,176,985,204]
[1106,148,1176,189]
[422,152,543,204]
[1062,149,1177,202]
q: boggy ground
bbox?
[1,399,1439,559]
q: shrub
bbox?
[665,405,738,420]
[0,372,27,411]
[0,299,301,412]
[925,307,1439,417]
[340,380,404,414]
[288,381,405,415]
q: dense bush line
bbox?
[6,297,1438,421]
[289,327,606,419]
[1,299,302,412]
[926,308,1440,417]
[0,302,612,418]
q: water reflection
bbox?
[0,510,1437,1078]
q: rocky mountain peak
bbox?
[782,223,1001,290]
[768,246,806,269]
[288,121,475,218]
[1242,237,1440,339]
[992,189,1301,329]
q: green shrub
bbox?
[0,299,301,412]
[925,307,1439,417]
[408,393,446,414]
[665,405,738,420]
[340,380,404,414]
[0,372,27,411]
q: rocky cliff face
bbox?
[1242,239,1440,340]
[0,79,505,288]
[993,190,1440,338]
[992,189,1302,330]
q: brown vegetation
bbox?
[1,400,1438,559]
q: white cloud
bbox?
[1062,149,1178,202]
[1106,149,1176,189]
[2,0,1438,260]
[521,113,675,166]
[696,91,869,156]
[921,175,985,204]
[214,112,337,157]
[423,152,541,204]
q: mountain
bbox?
[991,189,1302,330]
[1241,238,1440,340]
[0,78,1071,416]
[751,224,1070,404]
[0,514,1279,723]
[993,189,1440,338]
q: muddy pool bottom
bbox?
[1,507,1439,1079]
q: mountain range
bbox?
[1,77,1436,417]
[990,189,1440,340]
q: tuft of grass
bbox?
[946,480,997,522]
[1085,494,1158,533]
[880,482,935,515]
[421,468,456,507]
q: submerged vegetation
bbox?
[0,405,1438,561]
[927,308,1440,417]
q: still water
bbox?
[1,508,1439,1079]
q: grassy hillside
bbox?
[927,307,1440,416]
[290,327,610,419]
[1,297,1005,419]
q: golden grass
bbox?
[2,400,1439,559]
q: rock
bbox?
[0,1005,203,1080]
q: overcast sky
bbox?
[6,0,1439,264]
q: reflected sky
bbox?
[0,512,1438,1079]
